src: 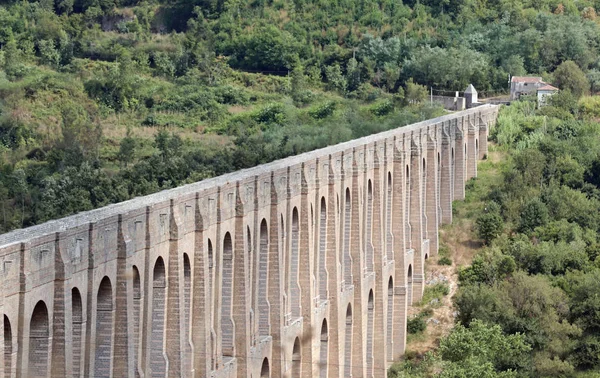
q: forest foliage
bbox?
[391,90,600,376]
[0,0,599,234]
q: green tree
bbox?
[553,61,590,98]
[476,202,504,244]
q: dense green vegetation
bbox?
[390,91,600,376]
[1,0,600,233]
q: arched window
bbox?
[29,301,49,378]
[320,320,328,378]
[72,288,83,378]
[222,233,234,356]
[150,257,166,376]
[343,188,352,284]
[258,220,270,336]
[437,152,442,222]
[290,208,301,318]
[95,277,113,378]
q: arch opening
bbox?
[318,197,327,300]
[132,266,141,377]
[343,188,352,285]
[4,315,12,377]
[183,254,192,371]
[258,219,270,336]
[344,305,353,377]
[407,265,413,305]
[367,291,374,377]
[222,232,235,356]
[366,180,374,272]
[320,319,328,378]
[29,301,49,378]
[291,208,301,318]
[405,165,411,249]
[292,337,301,378]
[387,278,394,361]
[150,257,167,376]
[72,288,83,378]
[386,172,393,261]
[95,277,113,378]
[261,358,270,378]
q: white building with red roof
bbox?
[537,84,560,106]
[510,76,547,100]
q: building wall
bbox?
[0,105,500,378]
[431,96,466,111]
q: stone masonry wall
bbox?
[0,105,499,378]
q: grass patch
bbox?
[419,283,450,307]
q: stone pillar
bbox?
[371,145,387,376]
[84,225,96,378]
[467,116,477,180]
[112,217,130,377]
[351,149,366,378]
[453,120,466,201]
[325,156,341,378]
[479,115,488,160]
[268,174,284,376]
[391,138,408,361]
[51,233,67,377]
[165,201,182,376]
[191,200,210,377]
[299,164,315,378]
[440,125,453,225]
[426,137,439,256]
[233,184,251,378]
[409,137,424,302]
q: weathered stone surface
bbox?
[0,105,499,378]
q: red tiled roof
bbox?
[538,84,559,91]
[511,76,544,83]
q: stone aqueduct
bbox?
[0,105,499,378]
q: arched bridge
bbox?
[0,105,499,377]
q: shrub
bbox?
[407,316,427,334]
[439,256,452,265]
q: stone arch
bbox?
[260,358,270,378]
[221,232,235,356]
[292,337,301,378]
[344,305,353,377]
[386,172,393,261]
[258,219,270,336]
[290,207,301,318]
[387,277,394,361]
[95,277,113,378]
[425,253,429,260]
[72,287,83,378]
[365,180,374,272]
[407,265,413,305]
[476,139,479,159]
[320,319,328,378]
[4,315,12,377]
[343,188,352,285]
[132,265,141,378]
[29,301,49,378]
[367,290,374,377]
[182,254,192,372]
[318,197,327,300]
[405,165,411,249]
[150,257,166,376]
[281,214,287,314]
[208,238,214,316]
